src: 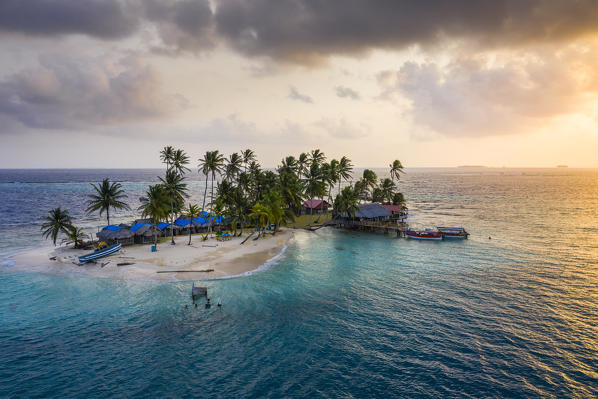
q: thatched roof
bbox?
[97,227,135,241]
[353,203,391,219]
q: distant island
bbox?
[556,165,568,168]
[458,165,486,168]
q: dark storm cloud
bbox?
[0,0,138,39]
[0,55,181,131]
[215,0,598,62]
[144,0,215,52]
[3,1,598,61]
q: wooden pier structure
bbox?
[337,219,409,237]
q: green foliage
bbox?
[41,207,73,246]
[62,225,89,249]
[86,178,131,225]
[138,184,170,247]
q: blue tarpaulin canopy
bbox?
[103,225,122,231]
[192,217,207,225]
[174,219,191,227]
[130,222,152,232]
[157,222,170,230]
[199,211,211,218]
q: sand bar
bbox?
[8,230,294,281]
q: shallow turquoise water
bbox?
[1,168,597,398]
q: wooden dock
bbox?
[192,283,207,300]
[339,219,408,237]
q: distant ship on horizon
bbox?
[458,165,486,168]
[556,165,568,168]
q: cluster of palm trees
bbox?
[40,146,406,248]
[40,208,89,248]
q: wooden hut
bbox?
[302,199,330,215]
[96,225,135,246]
[130,222,160,244]
[380,204,408,221]
[352,203,391,221]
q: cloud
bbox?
[215,0,598,63]
[335,86,360,100]
[382,46,598,136]
[143,0,215,53]
[0,0,138,39]
[4,1,598,64]
[288,86,313,103]
[315,118,369,139]
[0,55,183,131]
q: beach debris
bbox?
[49,256,56,261]
[217,298,222,307]
[100,261,110,268]
[117,262,135,266]
[335,246,345,251]
[202,244,217,248]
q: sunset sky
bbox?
[1,0,598,168]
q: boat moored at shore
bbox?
[405,228,443,240]
[78,243,122,264]
[437,227,469,239]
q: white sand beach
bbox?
[9,230,294,281]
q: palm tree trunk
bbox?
[309,200,314,226]
[107,208,110,226]
[210,172,215,212]
[188,223,192,245]
[202,173,208,210]
[170,202,175,245]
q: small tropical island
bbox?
[12,148,408,280]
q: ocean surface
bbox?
[1,168,597,398]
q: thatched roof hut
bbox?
[352,203,391,220]
[130,222,160,244]
[97,225,135,245]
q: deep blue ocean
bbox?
[1,168,597,398]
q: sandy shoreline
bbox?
[7,229,294,281]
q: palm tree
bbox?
[138,185,170,250]
[171,149,191,175]
[207,151,225,212]
[225,152,243,182]
[309,149,326,167]
[241,149,256,173]
[278,156,298,175]
[297,152,309,179]
[41,207,73,246]
[389,159,404,183]
[324,160,339,218]
[361,169,378,202]
[185,203,201,245]
[86,178,131,225]
[392,192,406,206]
[303,163,326,226]
[249,203,270,239]
[159,169,189,244]
[160,146,175,170]
[198,151,211,210]
[277,171,303,213]
[62,226,89,249]
[379,178,397,203]
[333,186,360,220]
[337,156,353,195]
